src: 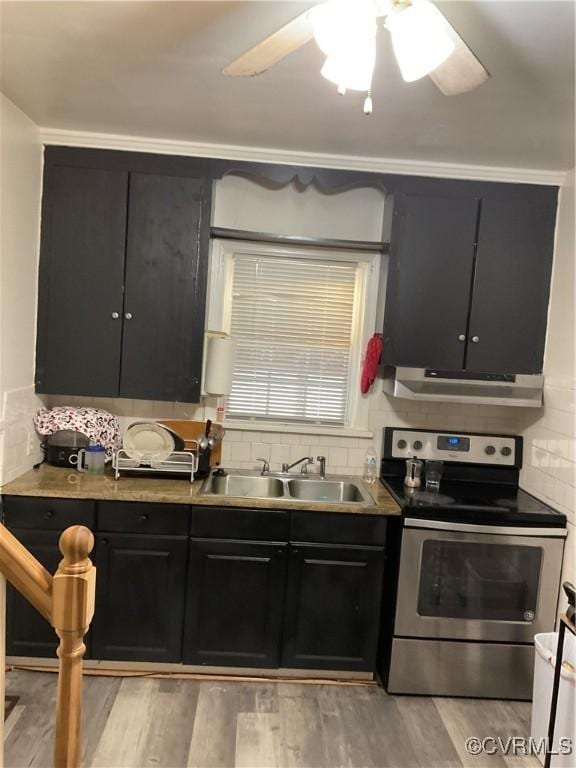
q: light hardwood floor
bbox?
[4,670,540,768]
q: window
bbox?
[207,240,380,432]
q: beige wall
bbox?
[0,94,44,485]
[519,170,576,601]
[213,174,386,240]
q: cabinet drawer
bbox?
[2,496,95,531]
[290,511,387,546]
[191,506,289,542]
[97,502,189,535]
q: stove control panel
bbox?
[387,429,519,466]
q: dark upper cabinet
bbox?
[91,532,188,663]
[383,182,558,375]
[120,173,205,401]
[183,538,287,668]
[36,165,128,396]
[466,193,557,374]
[282,543,385,672]
[382,193,480,370]
[36,148,210,402]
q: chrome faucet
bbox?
[255,457,270,476]
[281,456,314,474]
[317,455,327,479]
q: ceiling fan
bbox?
[223,0,490,113]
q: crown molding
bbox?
[39,127,567,186]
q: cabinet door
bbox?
[282,544,385,672]
[120,173,206,402]
[6,530,62,658]
[92,533,188,662]
[466,189,557,374]
[383,193,479,370]
[183,539,287,668]
[36,165,128,396]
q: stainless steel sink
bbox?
[199,471,375,505]
[205,473,285,499]
[286,479,368,503]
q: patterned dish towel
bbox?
[33,407,120,459]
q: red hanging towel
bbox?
[361,333,383,394]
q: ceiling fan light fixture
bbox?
[311,0,377,58]
[385,0,455,83]
[321,44,376,92]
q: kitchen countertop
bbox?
[1,465,401,517]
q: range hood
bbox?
[383,368,544,408]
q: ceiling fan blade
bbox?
[222,11,314,77]
[429,17,490,95]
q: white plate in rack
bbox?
[122,423,175,462]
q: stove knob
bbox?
[413,440,423,451]
[397,439,407,449]
[484,445,496,456]
[501,446,512,457]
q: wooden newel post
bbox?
[52,526,96,768]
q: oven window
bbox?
[417,540,543,622]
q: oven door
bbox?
[395,519,566,643]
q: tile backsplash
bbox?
[220,390,524,474]
[0,385,44,484]
[40,387,524,477]
[519,378,576,594]
[8,385,564,494]
[520,381,576,522]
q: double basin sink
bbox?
[200,471,375,506]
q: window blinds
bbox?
[227,254,358,425]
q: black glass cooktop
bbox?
[381,476,567,527]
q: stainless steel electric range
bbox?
[381,427,567,700]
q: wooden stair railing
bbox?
[0,523,95,768]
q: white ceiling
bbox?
[1,1,574,171]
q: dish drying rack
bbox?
[113,442,199,482]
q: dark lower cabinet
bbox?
[6,530,63,658]
[281,544,385,672]
[183,539,287,668]
[91,533,188,662]
[3,495,389,674]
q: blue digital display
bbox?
[437,435,470,452]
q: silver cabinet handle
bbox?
[111,312,119,319]
[458,334,466,341]
[471,335,480,343]
[125,313,133,320]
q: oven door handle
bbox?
[404,518,568,538]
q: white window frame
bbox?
[206,239,380,437]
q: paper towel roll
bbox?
[204,336,236,396]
